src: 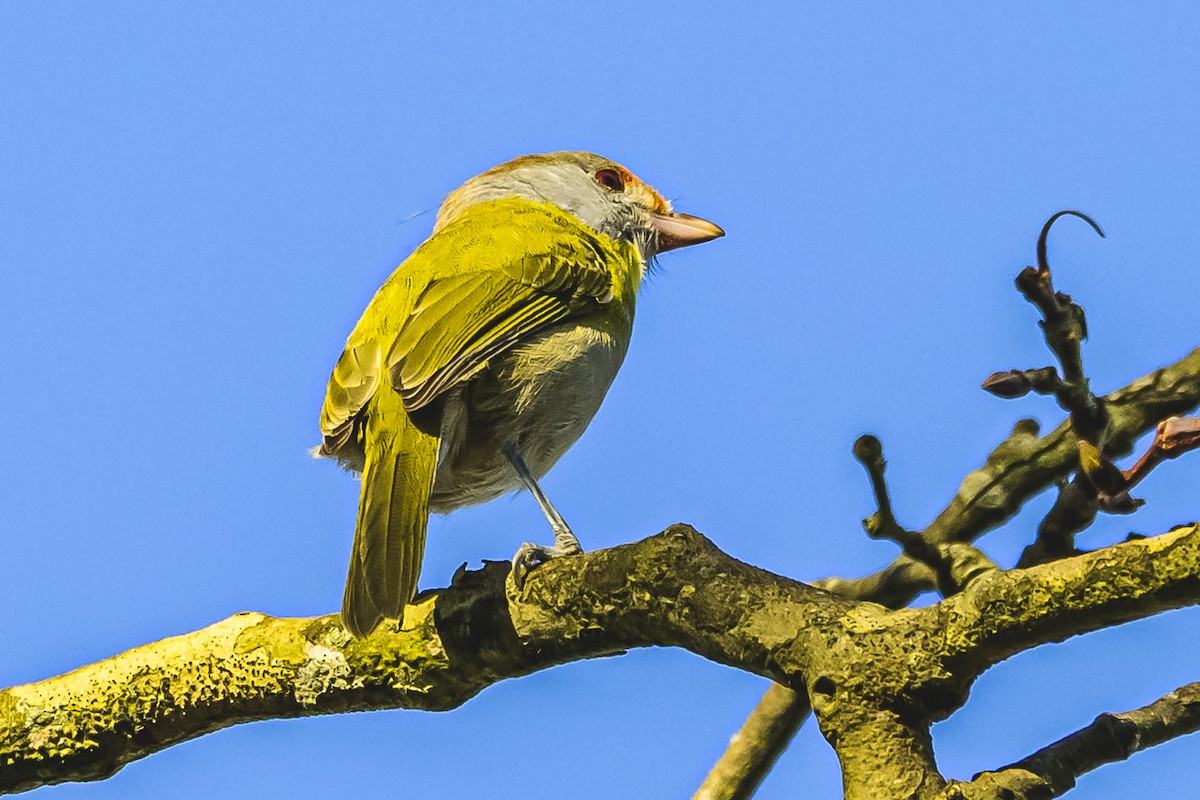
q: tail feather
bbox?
[341,393,439,637]
[342,551,383,639]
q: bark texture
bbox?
[4,523,1200,796]
[694,346,1200,798]
[943,682,1200,799]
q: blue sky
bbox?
[3,3,1200,798]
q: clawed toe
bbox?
[510,540,581,589]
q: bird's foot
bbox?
[511,535,582,590]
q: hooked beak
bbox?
[651,212,725,252]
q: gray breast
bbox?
[428,320,630,513]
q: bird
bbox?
[317,151,723,637]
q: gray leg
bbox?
[505,448,582,588]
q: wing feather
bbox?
[385,213,621,412]
[319,198,631,458]
[318,337,382,457]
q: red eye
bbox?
[595,168,625,192]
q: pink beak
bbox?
[651,212,725,252]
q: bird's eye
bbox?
[595,168,625,192]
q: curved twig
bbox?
[1036,210,1105,276]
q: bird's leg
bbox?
[505,447,582,588]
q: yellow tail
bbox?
[341,389,439,637]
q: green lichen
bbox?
[0,692,26,748]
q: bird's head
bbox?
[434,151,723,259]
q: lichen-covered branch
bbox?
[934,523,1200,676]
[695,214,1200,799]
[695,345,1200,800]
[6,522,1200,797]
[816,523,1200,798]
[942,682,1200,799]
[0,527,850,795]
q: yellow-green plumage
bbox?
[342,386,438,637]
[319,151,721,637]
[322,197,641,636]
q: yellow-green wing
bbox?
[319,336,382,458]
[318,198,631,455]
[385,201,625,411]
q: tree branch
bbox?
[691,682,811,800]
[942,682,1200,799]
[0,527,849,794]
[934,523,1200,677]
[695,345,1200,799]
[6,522,1200,796]
[826,345,1200,607]
[853,434,956,596]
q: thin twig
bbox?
[945,683,1200,798]
[691,684,812,800]
[853,434,957,596]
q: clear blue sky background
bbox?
[3,4,1199,798]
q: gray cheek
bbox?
[564,193,619,233]
[443,163,632,239]
[526,166,614,227]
